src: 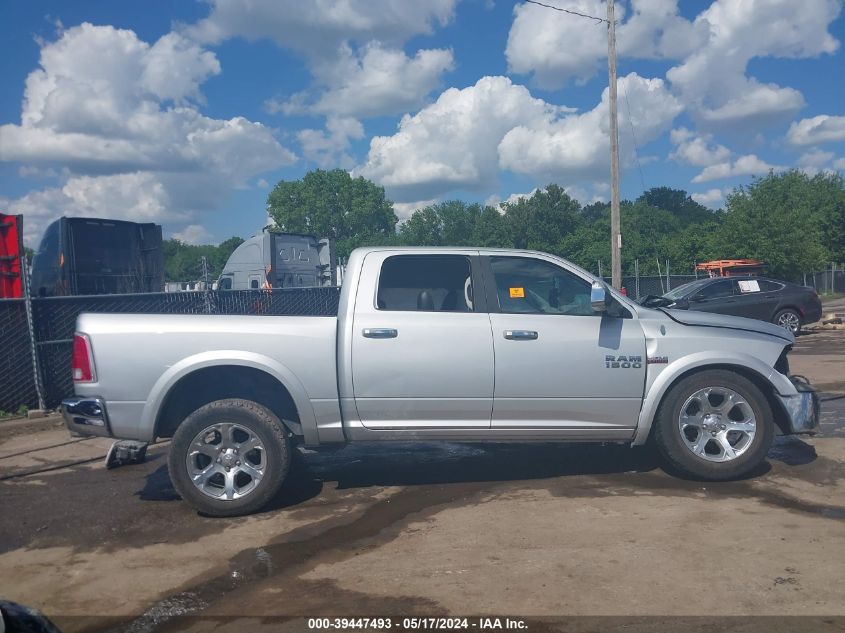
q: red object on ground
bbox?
[695,259,764,277]
[0,213,24,298]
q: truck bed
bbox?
[35,287,341,408]
[74,310,340,441]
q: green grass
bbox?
[0,405,29,421]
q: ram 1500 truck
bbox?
[62,248,820,516]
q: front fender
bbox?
[139,350,319,444]
[632,351,796,446]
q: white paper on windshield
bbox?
[738,280,760,293]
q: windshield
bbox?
[663,278,710,300]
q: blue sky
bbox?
[1,0,844,246]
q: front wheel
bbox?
[653,370,774,481]
[169,398,290,517]
[774,308,801,335]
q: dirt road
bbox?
[1,332,844,632]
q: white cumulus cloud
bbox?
[506,0,841,133]
[669,127,730,167]
[498,73,682,182]
[0,23,296,242]
[207,2,459,122]
[359,76,563,201]
[276,43,454,120]
[188,0,458,55]
[298,117,365,169]
[690,188,727,208]
[359,73,680,202]
[787,115,845,146]
[667,0,841,131]
[692,154,785,183]
[506,0,706,89]
[172,224,214,245]
[797,149,837,176]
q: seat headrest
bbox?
[417,290,435,311]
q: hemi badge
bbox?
[647,356,669,364]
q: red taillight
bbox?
[72,333,96,383]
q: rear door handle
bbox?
[362,328,398,339]
[504,330,538,340]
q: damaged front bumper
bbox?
[776,376,820,434]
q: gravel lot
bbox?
[1,330,844,633]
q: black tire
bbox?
[773,308,801,335]
[168,398,290,517]
[653,370,774,481]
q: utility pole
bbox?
[607,0,621,289]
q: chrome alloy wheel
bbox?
[678,387,756,463]
[186,422,266,500]
[777,311,800,334]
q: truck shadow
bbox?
[141,438,819,514]
[257,442,665,514]
[291,442,662,491]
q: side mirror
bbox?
[590,281,607,313]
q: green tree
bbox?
[399,201,484,246]
[267,169,398,258]
[471,205,512,247]
[502,185,582,252]
[162,236,245,282]
[719,170,843,279]
[639,187,716,223]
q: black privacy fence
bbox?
[1,288,341,413]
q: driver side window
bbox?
[489,256,595,316]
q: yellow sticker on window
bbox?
[509,287,525,298]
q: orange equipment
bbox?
[695,259,764,277]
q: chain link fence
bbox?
[4,260,841,416]
[801,266,845,294]
[0,299,41,414]
[597,274,699,300]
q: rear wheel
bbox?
[774,308,801,335]
[653,370,773,480]
[168,398,290,517]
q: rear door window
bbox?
[377,255,474,312]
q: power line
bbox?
[622,84,647,193]
[522,0,608,24]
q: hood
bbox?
[660,308,794,343]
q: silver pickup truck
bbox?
[62,247,820,516]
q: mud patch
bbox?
[97,482,487,632]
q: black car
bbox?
[641,276,822,334]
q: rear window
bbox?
[376,255,473,312]
[758,279,784,291]
[70,221,138,275]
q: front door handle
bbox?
[362,328,398,339]
[504,330,538,340]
